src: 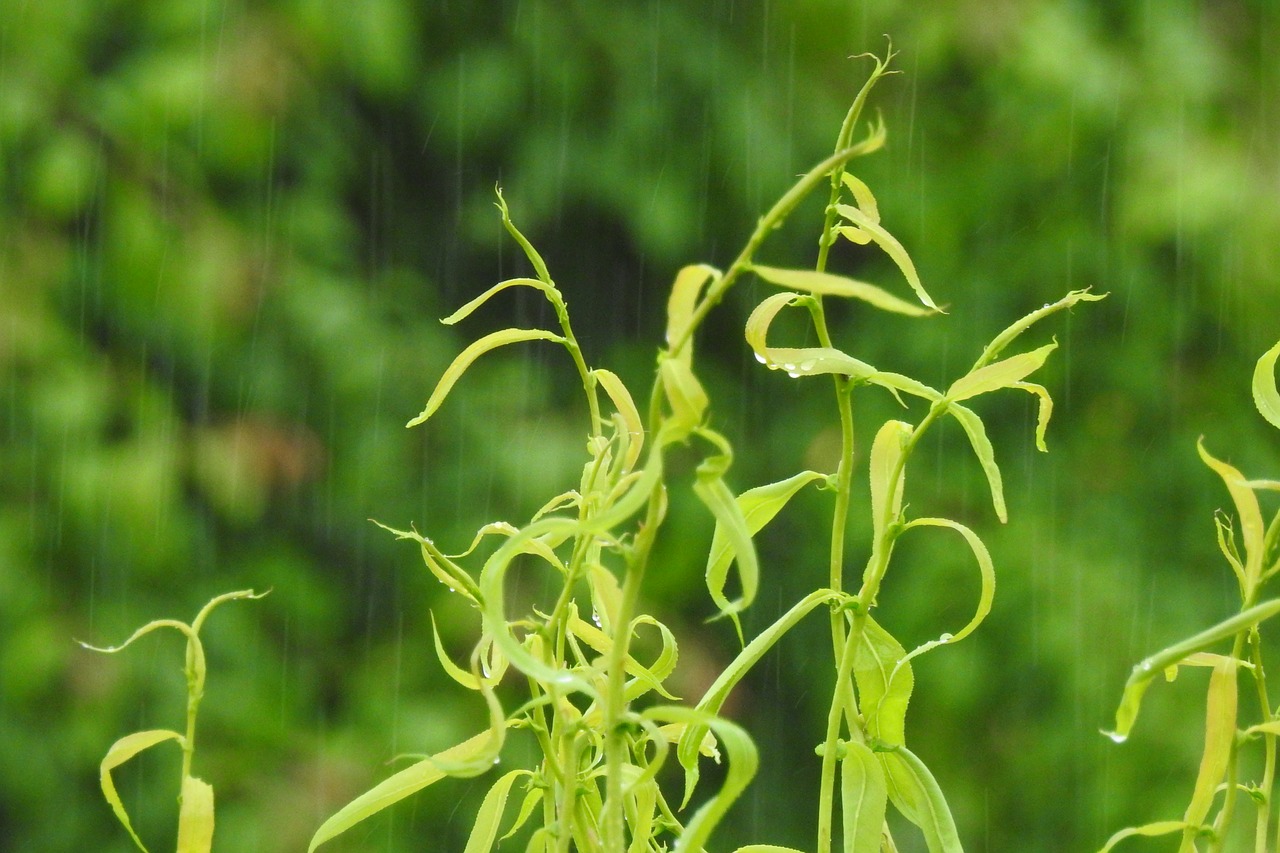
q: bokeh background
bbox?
[3,1,1279,850]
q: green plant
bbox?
[300,48,1100,853]
[80,589,268,853]
[1099,340,1280,853]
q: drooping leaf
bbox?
[705,471,828,632]
[898,517,995,660]
[1199,438,1266,592]
[842,740,889,853]
[750,265,933,316]
[99,729,185,853]
[441,278,559,325]
[946,403,1007,523]
[877,744,962,853]
[869,420,910,549]
[407,328,566,427]
[1254,339,1280,429]
[665,264,720,358]
[644,707,757,853]
[1103,598,1280,742]
[840,172,881,225]
[833,203,937,310]
[1178,658,1238,848]
[659,355,709,440]
[176,776,215,853]
[593,368,645,473]
[945,341,1057,402]
[462,770,530,853]
[309,728,504,851]
[679,589,847,803]
[1097,821,1191,853]
[1011,381,1054,451]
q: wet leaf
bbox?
[1097,821,1190,853]
[407,329,566,427]
[898,517,994,660]
[970,289,1105,370]
[593,368,644,473]
[1103,599,1280,742]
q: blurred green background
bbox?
[2,1,1278,850]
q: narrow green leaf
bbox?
[1179,658,1238,843]
[840,172,881,225]
[947,403,1007,523]
[833,203,937,310]
[694,466,756,643]
[645,707,757,853]
[733,847,810,853]
[499,787,543,841]
[660,356,709,437]
[431,614,502,691]
[970,289,1105,370]
[308,729,499,851]
[878,744,962,853]
[1199,438,1266,592]
[1011,381,1054,451]
[842,740,889,853]
[176,776,215,853]
[99,729,185,853]
[1252,339,1280,429]
[441,278,558,325]
[1097,821,1190,853]
[899,517,995,658]
[1103,599,1280,742]
[666,264,720,358]
[705,471,827,630]
[870,421,910,548]
[593,368,645,473]
[462,770,529,853]
[750,265,933,316]
[406,329,566,427]
[589,560,623,634]
[945,342,1057,402]
[679,589,847,802]
[854,616,913,745]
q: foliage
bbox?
[1,1,1278,850]
[1099,341,1280,852]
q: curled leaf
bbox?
[441,278,559,326]
[407,328,566,427]
[1198,438,1265,592]
[1254,339,1280,429]
[946,403,1007,523]
[99,729,185,853]
[666,264,721,357]
[594,368,645,473]
[833,203,937,310]
[970,289,1105,371]
[898,517,995,661]
[945,341,1057,402]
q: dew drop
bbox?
[754,352,767,364]
[798,359,817,372]
[1104,730,1128,744]
[938,632,953,643]
[781,363,796,372]
[591,610,602,627]
[787,371,801,378]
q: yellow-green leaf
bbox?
[833,203,937,310]
[462,770,529,853]
[840,172,881,225]
[309,729,501,851]
[750,265,932,316]
[899,517,995,658]
[947,403,1007,523]
[407,328,566,427]
[441,278,558,325]
[870,421,910,550]
[99,729,185,853]
[705,471,827,639]
[1198,438,1265,592]
[1097,821,1190,853]
[660,356,709,436]
[1252,339,1280,430]
[878,744,962,853]
[176,776,215,853]
[970,289,1105,370]
[1180,658,1237,844]
[854,616,912,745]
[842,740,888,853]
[594,368,645,473]
[1011,381,1054,451]
[666,264,720,358]
[945,342,1057,402]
